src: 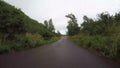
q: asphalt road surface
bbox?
[0,37,119,68]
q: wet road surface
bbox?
[0,37,119,68]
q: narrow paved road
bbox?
[0,37,119,68]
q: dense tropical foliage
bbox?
[0,0,59,53]
[68,12,120,60]
[66,14,80,36]
[44,19,55,33]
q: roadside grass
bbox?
[0,33,60,54]
[69,34,120,62]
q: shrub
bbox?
[17,33,43,48]
[70,34,120,59]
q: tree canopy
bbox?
[44,19,55,32]
[66,13,80,36]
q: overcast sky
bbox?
[4,0,120,34]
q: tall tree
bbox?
[81,16,96,35]
[44,20,49,29]
[66,13,80,36]
[48,19,55,32]
[57,30,61,36]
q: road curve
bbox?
[0,37,119,68]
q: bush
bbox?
[0,45,11,53]
[17,33,43,48]
[70,34,120,59]
[0,32,60,53]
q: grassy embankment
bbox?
[0,0,60,53]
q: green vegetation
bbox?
[67,12,120,60]
[0,0,60,53]
[44,19,55,32]
[66,14,80,36]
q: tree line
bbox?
[67,12,120,60]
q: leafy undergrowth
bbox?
[69,34,120,62]
[0,33,60,54]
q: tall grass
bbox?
[70,34,120,60]
[0,33,59,54]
